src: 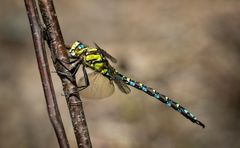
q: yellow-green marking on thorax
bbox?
[85,54,102,62]
[85,53,109,73]
[70,41,110,74]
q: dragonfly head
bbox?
[69,41,87,57]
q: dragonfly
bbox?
[67,41,205,128]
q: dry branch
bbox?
[37,0,92,147]
[24,0,70,148]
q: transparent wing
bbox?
[78,72,115,100]
[113,79,131,94]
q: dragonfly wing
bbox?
[94,43,117,63]
[113,79,131,94]
[78,72,115,100]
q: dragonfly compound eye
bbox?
[79,44,85,49]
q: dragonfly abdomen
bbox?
[116,72,205,128]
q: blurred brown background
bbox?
[1,0,240,148]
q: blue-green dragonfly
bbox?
[66,41,205,128]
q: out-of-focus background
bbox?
[1,0,240,148]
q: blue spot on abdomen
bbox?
[129,81,135,86]
[167,101,171,107]
[142,86,147,92]
[177,108,181,112]
[154,93,160,99]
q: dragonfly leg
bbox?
[41,24,81,77]
[60,66,89,98]
[77,66,90,91]
[54,57,81,77]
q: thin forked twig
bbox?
[37,0,92,148]
[24,0,70,148]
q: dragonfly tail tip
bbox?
[196,120,205,128]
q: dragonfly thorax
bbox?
[70,41,111,74]
[83,52,109,74]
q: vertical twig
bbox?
[24,0,70,148]
[37,0,92,148]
